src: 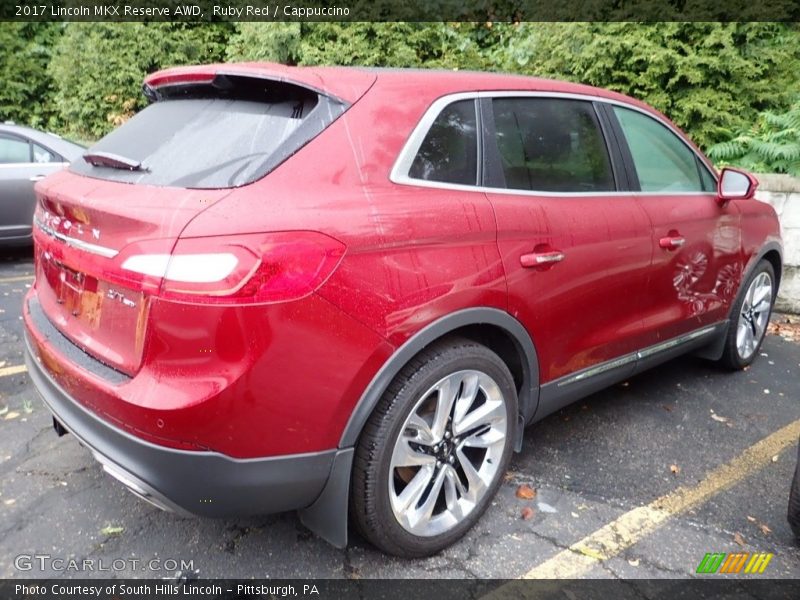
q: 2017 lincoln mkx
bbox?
[23,63,782,557]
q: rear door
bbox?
[609,105,742,344]
[483,95,653,388]
[0,134,66,241]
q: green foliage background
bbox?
[2,22,799,172]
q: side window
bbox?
[697,157,717,192]
[32,143,59,164]
[408,99,478,185]
[0,136,31,164]
[613,107,705,192]
[491,98,614,192]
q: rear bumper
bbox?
[24,334,336,517]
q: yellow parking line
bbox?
[484,418,800,589]
[0,275,33,284]
[0,364,27,378]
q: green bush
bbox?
[4,20,800,167]
[0,23,63,130]
[498,23,800,149]
[226,22,502,70]
[48,22,233,139]
[708,101,800,176]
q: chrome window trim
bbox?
[390,90,718,197]
[397,93,482,188]
[34,215,118,258]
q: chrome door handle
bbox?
[29,174,46,182]
[520,250,565,268]
[659,236,686,250]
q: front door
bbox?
[610,106,742,344]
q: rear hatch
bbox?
[31,65,375,377]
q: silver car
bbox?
[1,123,84,245]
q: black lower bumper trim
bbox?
[24,334,336,518]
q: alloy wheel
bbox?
[736,271,773,360]
[388,369,508,537]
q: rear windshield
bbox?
[70,80,345,189]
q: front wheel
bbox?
[351,338,517,557]
[718,260,776,370]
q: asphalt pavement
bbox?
[1,246,798,580]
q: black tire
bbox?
[718,260,776,370]
[789,441,800,543]
[351,337,517,557]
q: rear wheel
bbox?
[718,260,775,369]
[351,338,517,557]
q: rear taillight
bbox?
[118,232,345,304]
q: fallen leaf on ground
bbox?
[515,484,537,500]
[571,511,579,518]
[670,464,681,475]
[772,455,779,462]
[662,404,673,412]
[100,525,124,536]
[577,547,604,560]
[538,502,558,513]
[3,499,16,506]
[627,558,640,567]
[711,413,728,423]
[4,411,20,420]
[768,316,800,342]
[521,507,535,520]
[746,515,757,523]
[759,523,772,535]
[733,532,746,546]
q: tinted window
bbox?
[409,100,478,185]
[613,107,707,192]
[32,143,58,163]
[70,81,343,189]
[0,136,31,164]
[491,98,614,192]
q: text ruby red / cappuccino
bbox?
[212,5,350,18]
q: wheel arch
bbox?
[761,247,783,292]
[696,241,783,362]
[298,307,539,549]
[339,307,540,449]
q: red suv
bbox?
[24,63,782,557]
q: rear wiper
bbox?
[82,151,148,171]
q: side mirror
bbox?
[717,167,758,204]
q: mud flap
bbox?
[298,447,354,548]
